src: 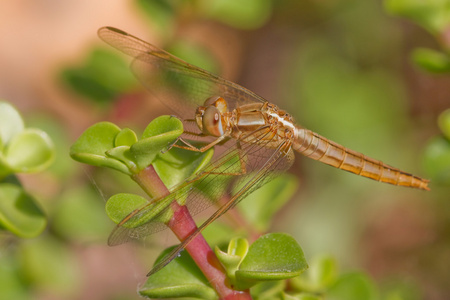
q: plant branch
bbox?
[132,165,252,300]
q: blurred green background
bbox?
[1,0,449,299]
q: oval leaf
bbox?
[106,192,174,229]
[438,109,450,140]
[131,115,184,170]
[140,246,217,299]
[0,101,24,147]
[228,237,249,258]
[70,121,120,156]
[412,48,450,73]
[236,233,307,289]
[70,122,130,174]
[142,115,184,139]
[423,136,450,184]
[4,129,54,173]
[0,183,46,238]
[115,127,137,147]
[153,146,214,191]
[293,255,338,292]
[327,272,378,300]
[105,193,149,224]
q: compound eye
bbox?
[204,96,221,106]
[202,106,223,137]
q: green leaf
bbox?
[411,48,450,73]
[26,114,77,179]
[384,0,450,33]
[251,281,286,299]
[201,0,272,29]
[423,136,450,184]
[105,193,149,225]
[238,174,298,232]
[153,145,214,191]
[228,236,249,258]
[70,122,130,174]
[115,127,138,146]
[0,101,26,178]
[4,129,54,173]
[293,255,338,292]
[140,246,217,299]
[215,246,243,282]
[327,272,378,300]
[87,48,137,92]
[438,108,450,139]
[131,115,184,170]
[0,183,46,238]
[0,255,29,300]
[135,116,213,191]
[106,190,175,229]
[19,236,80,296]
[141,115,184,140]
[135,0,176,36]
[0,101,24,147]
[61,68,116,104]
[52,187,111,242]
[106,146,137,170]
[215,237,249,284]
[236,233,308,290]
[61,48,137,104]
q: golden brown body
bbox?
[221,101,429,190]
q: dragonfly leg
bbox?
[161,128,206,153]
[172,132,231,153]
[161,138,180,154]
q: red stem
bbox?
[132,165,252,300]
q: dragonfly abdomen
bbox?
[293,128,429,190]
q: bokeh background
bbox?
[1,0,449,299]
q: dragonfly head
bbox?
[195,96,228,137]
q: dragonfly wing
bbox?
[148,141,295,275]
[98,27,267,121]
[183,130,295,217]
[107,191,180,246]
[107,125,294,247]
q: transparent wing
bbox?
[148,142,295,275]
[99,26,295,250]
[108,126,294,247]
[98,26,268,122]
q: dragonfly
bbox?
[98,26,430,275]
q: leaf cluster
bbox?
[0,101,54,238]
[385,0,450,73]
[70,116,311,299]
